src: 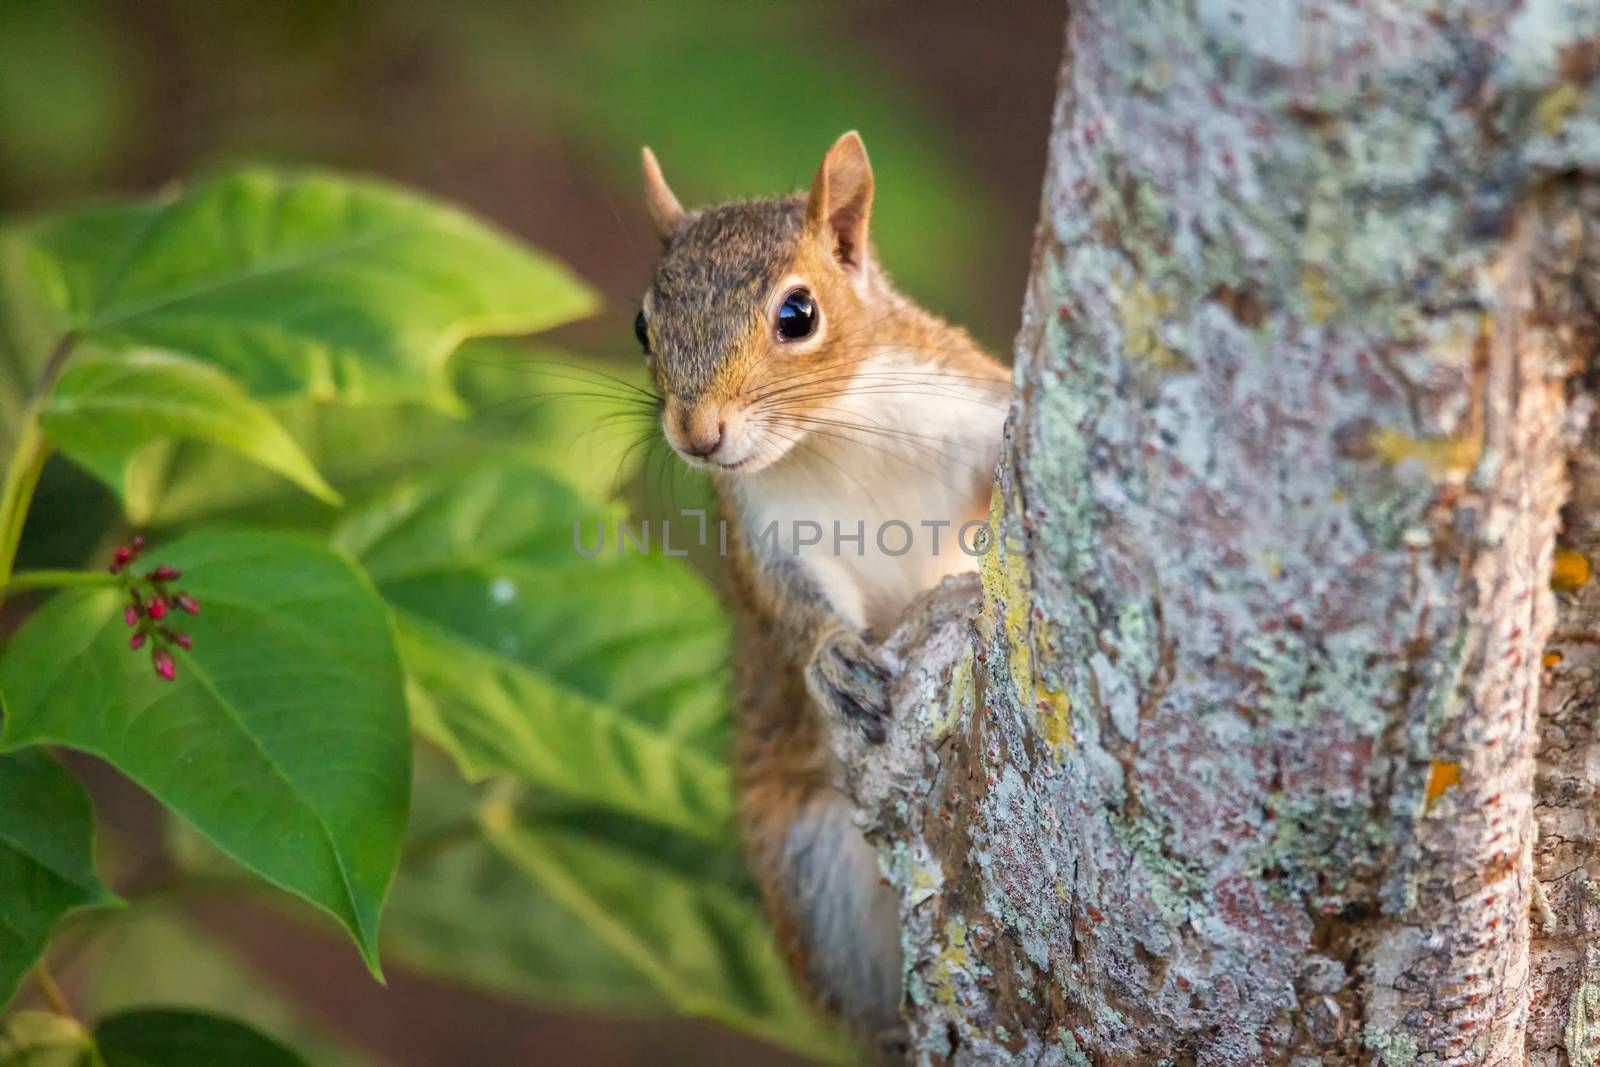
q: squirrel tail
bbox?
[732,589,906,1058]
[748,785,906,1054]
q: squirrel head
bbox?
[636,132,881,475]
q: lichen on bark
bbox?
[847,2,1600,1063]
[1529,184,1600,1066]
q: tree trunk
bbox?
[849,3,1600,1063]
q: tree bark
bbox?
[1530,186,1600,1066]
[848,3,1600,1063]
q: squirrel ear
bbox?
[641,147,685,241]
[807,131,874,273]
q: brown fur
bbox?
[638,133,1009,1056]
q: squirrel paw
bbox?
[806,629,891,743]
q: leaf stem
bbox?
[0,414,51,596]
[2,569,121,596]
[33,957,106,1067]
[0,332,77,608]
[32,958,74,1019]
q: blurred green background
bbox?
[0,2,1059,1063]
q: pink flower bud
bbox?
[124,605,140,627]
[129,633,146,651]
[150,565,181,582]
[152,648,176,681]
[147,598,168,621]
[173,632,193,651]
[175,594,200,615]
[130,535,145,553]
[114,546,132,566]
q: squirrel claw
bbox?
[806,629,891,743]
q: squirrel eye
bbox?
[634,310,650,354]
[775,288,817,342]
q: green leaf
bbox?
[107,344,653,529]
[83,906,378,1067]
[41,349,339,507]
[0,748,117,1008]
[0,530,410,974]
[400,623,730,840]
[0,1012,95,1067]
[480,791,851,1064]
[95,1009,305,1067]
[382,751,667,1015]
[0,1009,310,1067]
[334,464,734,837]
[3,168,597,411]
[387,831,670,1014]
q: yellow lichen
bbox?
[1262,548,1284,580]
[1038,683,1073,758]
[1538,82,1585,136]
[1367,426,1482,478]
[933,647,976,741]
[976,487,1013,641]
[978,484,1073,752]
[1425,760,1460,809]
[1301,266,1337,324]
[1118,278,1182,368]
[928,919,972,1011]
[1007,594,1036,709]
[908,848,943,907]
[1553,548,1592,591]
[979,488,1037,701]
[1030,614,1072,757]
[942,919,970,965]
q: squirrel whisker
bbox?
[760,408,997,461]
[491,357,665,404]
[752,385,1008,412]
[748,373,1007,409]
[757,422,895,515]
[761,416,969,493]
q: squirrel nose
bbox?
[683,423,725,458]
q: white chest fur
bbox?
[732,350,1007,634]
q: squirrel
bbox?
[635,132,1010,1056]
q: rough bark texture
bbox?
[1531,184,1600,1067]
[848,3,1600,1064]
